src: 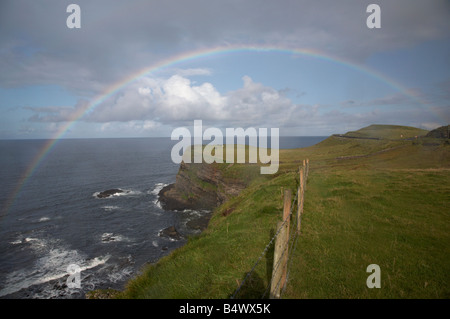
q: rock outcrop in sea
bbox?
[96,189,124,198]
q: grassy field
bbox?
[103,125,449,299]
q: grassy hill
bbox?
[93,124,450,299]
[338,124,428,139]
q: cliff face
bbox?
[426,125,450,139]
[158,161,246,211]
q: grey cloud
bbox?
[25,100,90,122]
[2,0,450,95]
[341,92,417,108]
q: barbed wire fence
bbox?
[231,159,309,299]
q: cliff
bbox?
[158,161,248,211]
[426,125,450,139]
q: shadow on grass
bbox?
[230,227,276,299]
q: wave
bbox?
[150,182,168,209]
[106,256,134,283]
[101,232,130,243]
[92,188,142,199]
[177,209,212,236]
[152,199,163,209]
[33,255,110,286]
[0,235,110,298]
[149,182,168,195]
[101,205,120,211]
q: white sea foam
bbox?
[113,190,141,197]
[10,236,43,246]
[24,237,47,249]
[0,234,110,298]
[152,199,163,209]
[148,183,168,209]
[150,182,168,195]
[107,266,133,283]
[177,209,212,235]
[101,232,129,243]
[182,209,207,217]
[38,217,50,222]
[102,205,120,211]
[34,255,110,286]
[93,189,142,199]
[157,228,177,242]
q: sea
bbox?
[0,136,327,299]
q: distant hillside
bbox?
[426,125,450,139]
[338,124,429,140]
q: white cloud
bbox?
[138,87,151,95]
[20,53,449,137]
[100,120,161,134]
[27,71,446,137]
[171,68,213,77]
[84,74,299,128]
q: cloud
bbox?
[170,68,213,77]
[82,74,299,128]
[100,120,160,134]
[26,70,447,137]
[25,100,90,122]
[1,0,449,95]
[24,72,302,129]
[420,122,444,131]
[340,92,418,108]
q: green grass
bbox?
[285,168,450,298]
[109,125,449,299]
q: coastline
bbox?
[93,126,450,299]
[87,183,216,299]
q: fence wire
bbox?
[230,189,297,299]
[261,207,300,299]
[231,175,308,298]
[231,162,309,299]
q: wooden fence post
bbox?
[306,158,309,180]
[281,189,291,291]
[269,160,309,298]
[297,167,304,234]
[270,189,291,299]
[270,221,286,299]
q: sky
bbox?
[0,0,449,138]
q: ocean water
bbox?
[0,136,327,299]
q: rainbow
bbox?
[1,44,432,218]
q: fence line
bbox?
[231,159,309,299]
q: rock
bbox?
[186,212,213,231]
[158,162,245,211]
[159,226,183,240]
[97,189,124,198]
